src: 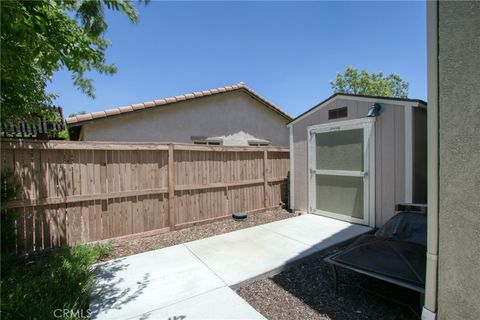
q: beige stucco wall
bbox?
[79,91,289,146]
[290,96,426,227]
[436,2,480,319]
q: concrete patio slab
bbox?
[185,214,371,287]
[90,245,225,320]
[133,287,266,320]
[91,214,371,319]
[184,225,310,286]
[259,214,371,247]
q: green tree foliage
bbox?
[330,66,409,98]
[57,129,70,140]
[1,0,146,125]
[57,111,89,140]
[68,110,87,118]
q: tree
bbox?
[1,0,146,125]
[59,110,88,139]
[68,110,88,118]
[330,66,409,98]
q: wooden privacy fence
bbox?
[1,139,289,253]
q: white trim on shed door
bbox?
[308,117,375,227]
[289,125,295,210]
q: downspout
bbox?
[423,1,439,319]
[288,124,295,211]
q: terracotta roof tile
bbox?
[131,103,145,110]
[154,99,167,105]
[75,114,92,122]
[119,106,134,113]
[105,109,120,116]
[66,82,293,125]
[91,111,107,119]
[144,101,156,108]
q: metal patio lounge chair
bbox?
[324,204,427,293]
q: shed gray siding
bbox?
[412,107,427,203]
[79,91,289,146]
[290,96,426,227]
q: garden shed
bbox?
[288,93,427,227]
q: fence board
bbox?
[1,139,288,253]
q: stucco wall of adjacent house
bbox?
[437,2,480,319]
[290,97,426,227]
[79,91,289,146]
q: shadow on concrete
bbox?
[89,258,151,319]
[268,226,422,320]
[137,312,187,320]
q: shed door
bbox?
[308,118,375,226]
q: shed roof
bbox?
[288,93,427,125]
[66,82,292,127]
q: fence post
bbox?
[223,151,229,216]
[263,148,268,209]
[168,144,175,230]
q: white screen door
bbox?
[308,118,375,226]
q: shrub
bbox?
[1,243,112,320]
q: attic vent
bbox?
[328,107,348,120]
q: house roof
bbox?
[66,82,292,127]
[288,92,427,125]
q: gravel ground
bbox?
[236,246,421,320]
[105,208,297,260]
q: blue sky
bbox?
[49,1,427,118]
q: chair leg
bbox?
[331,264,338,292]
[419,293,425,312]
